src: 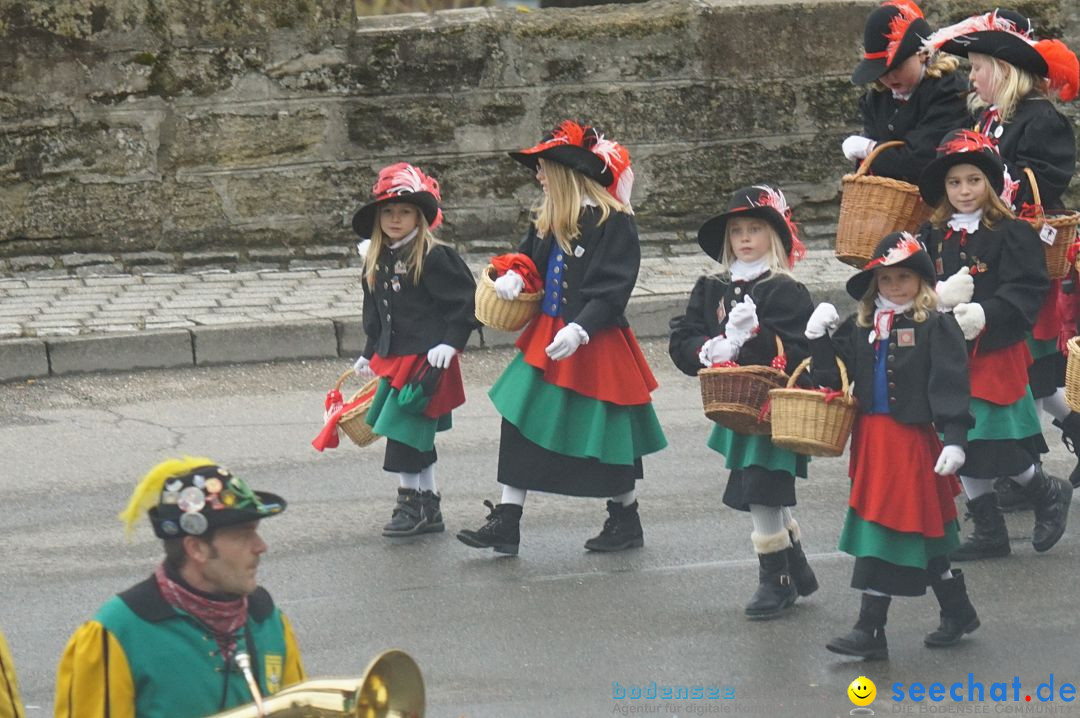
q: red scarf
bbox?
[154,563,249,662]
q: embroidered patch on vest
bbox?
[265,654,283,694]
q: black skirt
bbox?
[1028,351,1065,399]
[497,419,640,498]
[721,467,796,511]
[851,555,950,597]
[383,438,436,473]
[961,437,1040,478]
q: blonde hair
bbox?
[856,274,938,327]
[533,158,629,253]
[363,208,444,289]
[967,52,1046,122]
[929,164,1016,228]
[719,221,792,277]
[869,51,957,92]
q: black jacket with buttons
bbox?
[922,218,1049,353]
[517,207,640,336]
[859,71,969,184]
[668,272,814,378]
[810,312,974,447]
[361,243,477,359]
[974,94,1077,210]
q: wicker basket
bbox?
[1020,168,1080,281]
[334,370,382,448]
[769,357,857,457]
[698,336,787,435]
[1066,337,1080,413]
[474,264,543,332]
[835,141,934,268]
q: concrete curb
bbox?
[1,278,856,382]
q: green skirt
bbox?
[489,354,667,466]
[968,390,1041,442]
[365,378,451,453]
[838,509,960,570]
[707,425,808,477]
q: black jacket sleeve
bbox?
[928,314,974,447]
[573,212,640,336]
[421,245,478,350]
[739,276,814,371]
[978,220,1049,351]
[668,275,712,377]
[1010,105,1077,210]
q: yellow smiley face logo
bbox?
[848,676,876,707]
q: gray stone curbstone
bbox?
[47,331,194,375]
[0,339,50,381]
[334,318,365,357]
[192,320,338,366]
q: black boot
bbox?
[994,476,1032,513]
[925,570,980,647]
[456,500,522,555]
[826,593,891,660]
[785,520,819,598]
[950,493,1010,561]
[584,500,645,552]
[382,488,428,537]
[745,530,797,620]
[1024,464,1073,552]
[417,490,445,534]
[1053,413,1080,488]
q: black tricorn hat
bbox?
[351,163,443,239]
[846,231,937,300]
[852,0,933,85]
[697,185,803,266]
[917,129,1005,207]
[927,9,1044,75]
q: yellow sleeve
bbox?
[0,628,25,718]
[54,622,135,718]
[279,613,306,687]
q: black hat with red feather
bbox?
[852,0,933,85]
[846,232,936,299]
[352,162,444,239]
[918,129,1006,206]
[697,185,806,268]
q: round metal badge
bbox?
[179,512,209,535]
[178,486,206,513]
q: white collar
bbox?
[581,196,598,208]
[730,258,770,282]
[871,295,914,342]
[388,227,419,250]
[947,210,983,233]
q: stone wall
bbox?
[0,0,1077,275]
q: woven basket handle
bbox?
[1022,166,1045,213]
[773,334,784,358]
[854,140,906,178]
[334,369,355,393]
[786,356,851,395]
[482,264,498,286]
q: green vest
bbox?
[96,577,289,718]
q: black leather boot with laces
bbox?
[456,500,522,555]
[584,500,645,552]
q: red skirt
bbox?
[969,340,1032,405]
[848,414,961,539]
[516,313,658,406]
[369,353,465,418]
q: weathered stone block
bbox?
[168,106,330,168]
[0,116,155,182]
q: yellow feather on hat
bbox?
[119,456,217,538]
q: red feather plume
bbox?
[1035,39,1080,102]
[551,120,586,147]
[938,129,998,155]
[883,0,924,66]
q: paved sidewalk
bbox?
[0,249,856,381]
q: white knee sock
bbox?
[500,485,527,506]
[398,472,420,490]
[748,504,785,536]
[940,569,954,580]
[960,476,995,499]
[611,490,636,506]
[418,464,437,493]
[1038,389,1071,422]
[865,588,890,597]
[1010,465,1036,486]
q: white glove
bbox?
[953,302,986,340]
[842,135,876,161]
[545,323,589,361]
[936,268,974,310]
[493,270,525,300]
[934,445,966,476]
[725,296,759,348]
[353,355,373,378]
[356,239,371,259]
[699,336,736,367]
[805,303,841,339]
[427,343,457,369]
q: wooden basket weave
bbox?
[474,264,543,332]
[698,335,787,435]
[835,141,933,268]
[1020,168,1080,281]
[769,357,857,457]
[1065,337,1080,413]
[334,370,382,448]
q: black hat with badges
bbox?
[846,231,936,300]
[917,129,1005,207]
[697,184,806,268]
[852,0,933,85]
